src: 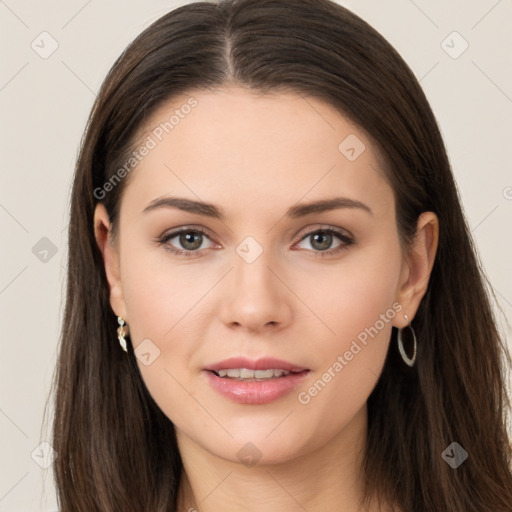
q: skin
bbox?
[94,86,438,511]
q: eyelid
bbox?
[160,224,215,239]
[294,223,353,241]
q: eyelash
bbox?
[157,225,355,258]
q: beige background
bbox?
[0,1,511,510]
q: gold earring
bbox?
[117,316,128,352]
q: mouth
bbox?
[203,357,310,404]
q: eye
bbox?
[157,225,355,258]
[157,227,215,256]
[294,227,355,257]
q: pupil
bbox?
[312,232,332,251]
[181,231,201,250]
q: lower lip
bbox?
[203,370,310,405]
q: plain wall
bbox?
[0,1,511,510]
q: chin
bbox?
[202,425,317,466]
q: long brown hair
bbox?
[48,0,512,510]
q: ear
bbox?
[394,211,439,327]
[93,203,127,319]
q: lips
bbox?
[202,357,310,404]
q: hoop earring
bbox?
[397,314,417,367]
[117,316,128,352]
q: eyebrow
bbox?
[142,195,373,219]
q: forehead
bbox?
[123,86,393,219]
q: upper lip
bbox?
[204,357,309,373]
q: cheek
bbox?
[299,242,402,351]
[118,244,210,403]
[119,248,205,430]
[119,239,201,341]
[294,243,402,413]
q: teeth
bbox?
[216,368,291,379]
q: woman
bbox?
[50,0,512,510]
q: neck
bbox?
[175,404,383,512]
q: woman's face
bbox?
[96,86,419,465]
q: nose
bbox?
[218,250,293,334]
